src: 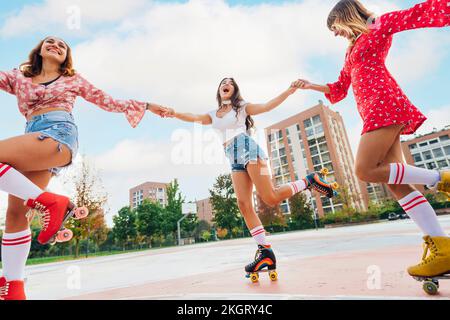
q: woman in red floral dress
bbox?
[295,0,450,278]
[0,36,168,300]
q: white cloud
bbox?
[0,0,147,38]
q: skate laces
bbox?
[420,239,438,265]
[0,283,10,299]
[26,202,51,231]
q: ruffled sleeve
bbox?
[76,74,146,128]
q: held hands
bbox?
[292,79,313,90]
[146,103,175,118]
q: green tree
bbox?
[112,207,137,250]
[160,179,185,238]
[65,157,108,257]
[288,192,315,230]
[209,174,241,238]
[257,195,287,232]
[135,199,164,247]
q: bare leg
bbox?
[0,133,71,171]
[354,125,404,183]
[231,171,262,230]
[246,161,294,207]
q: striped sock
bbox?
[289,179,308,196]
[399,191,447,237]
[388,163,440,186]
[1,229,32,281]
[250,226,270,246]
[0,163,43,201]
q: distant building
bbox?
[401,127,450,192]
[196,198,214,224]
[265,101,369,217]
[129,182,169,209]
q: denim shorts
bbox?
[224,133,268,172]
[25,111,79,175]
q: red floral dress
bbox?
[0,69,146,128]
[325,0,450,135]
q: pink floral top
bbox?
[325,0,450,135]
[0,68,146,128]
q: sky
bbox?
[0,0,449,226]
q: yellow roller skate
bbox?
[436,171,450,200]
[408,236,450,295]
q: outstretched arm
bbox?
[295,64,351,105]
[165,109,212,125]
[377,0,450,35]
[77,74,161,128]
[245,82,298,116]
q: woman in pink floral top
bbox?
[295,0,450,279]
[0,36,168,300]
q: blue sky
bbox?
[0,0,449,224]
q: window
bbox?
[319,143,329,153]
[268,134,272,142]
[313,115,321,125]
[315,124,324,135]
[432,148,444,158]
[317,136,326,144]
[429,139,438,145]
[310,146,318,156]
[304,119,312,128]
[423,151,432,160]
[409,144,417,150]
[426,162,437,170]
[439,135,449,142]
[437,160,449,169]
[322,152,331,163]
[321,197,331,207]
[419,142,428,147]
[444,145,450,156]
[306,128,314,137]
[296,124,301,131]
[312,156,321,166]
[413,153,422,163]
[279,147,286,156]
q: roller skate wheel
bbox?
[250,273,259,283]
[56,229,73,242]
[331,182,339,190]
[269,271,278,281]
[320,168,329,176]
[423,281,439,295]
[74,207,89,219]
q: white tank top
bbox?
[208,101,249,144]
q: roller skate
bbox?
[245,245,278,283]
[305,168,339,198]
[25,192,88,245]
[0,277,26,300]
[436,171,450,201]
[408,236,450,295]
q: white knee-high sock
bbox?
[250,226,270,246]
[1,229,32,281]
[0,163,43,201]
[288,178,308,196]
[399,191,447,237]
[389,163,440,186]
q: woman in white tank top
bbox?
[163,77,338,279]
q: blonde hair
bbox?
[327,0,374,45]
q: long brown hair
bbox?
[20,36,76,78]
[216,78,255,131]
[327,0,374,45]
